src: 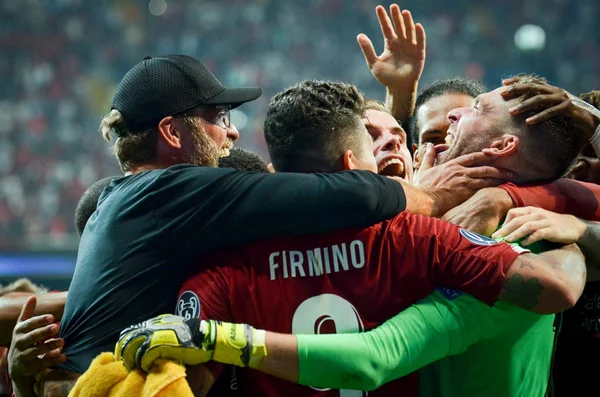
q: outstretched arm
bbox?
[264,291,461,390]
[118,291,523,391]
[172,164,513,250]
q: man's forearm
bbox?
[540,244,587,299]
[391,177,437,217]
[498,244,586,314]
[213,170,408,244]
[295,301,452,391]
[225,297,456,391]
[499,180,600,221]
[385,84,418,125]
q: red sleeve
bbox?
[388,213,524,306]
[177,265,233,383]
[500,179,600,221]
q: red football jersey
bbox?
[501,179,600,221]
[177,212,523,397]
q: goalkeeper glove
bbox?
[115,314,266,372]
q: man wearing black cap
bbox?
[48,54,505,380]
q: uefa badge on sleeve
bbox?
[176,290,201,320]
[459,228,498,246]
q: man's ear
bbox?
[157,116,182,149]
[343,150,360,171]
[567,158,591,181]
[484,135,519,157]
[412,143,418,155]
[267,163,276,173]
[413,147,422,170]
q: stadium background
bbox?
[0,0,598,290]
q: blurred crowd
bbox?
[1,0,599,250]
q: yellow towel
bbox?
[68,352,193,397]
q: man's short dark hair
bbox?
[74,176,118,237]
[264,80,366,173]
[218,148,269,173]
[508,74,587,181]
[408,78,487,145]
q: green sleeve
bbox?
[296,235,543,391]
[296,290,489,391]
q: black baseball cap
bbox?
[112,54,263,131]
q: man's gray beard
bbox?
[188,128,220,168]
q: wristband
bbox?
[589,123,600,156]
[211,322,267,368]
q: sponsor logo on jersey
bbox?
[437,287,463,301]
[176,290,201,320]
[459,228,498,246]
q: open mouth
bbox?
[435,144,450,165]
[378,158,406,179]
[219,141,233,158]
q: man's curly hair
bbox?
[580,90,600,109]
[264,80,366,173]
[218,148,269,173]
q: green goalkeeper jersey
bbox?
[296,239,556,396]
[297,290,555,396]
[418,291,555,397]
[419,238,555,397]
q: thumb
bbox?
[419,143,436,172]
[357,34,378,68]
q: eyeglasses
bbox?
[196,105,231,129]
[177,105,231,129]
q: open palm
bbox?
[358,4,426,89]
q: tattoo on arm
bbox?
[501,273,543,309]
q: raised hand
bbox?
[357,4,426,90]
[8,297,65,397]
